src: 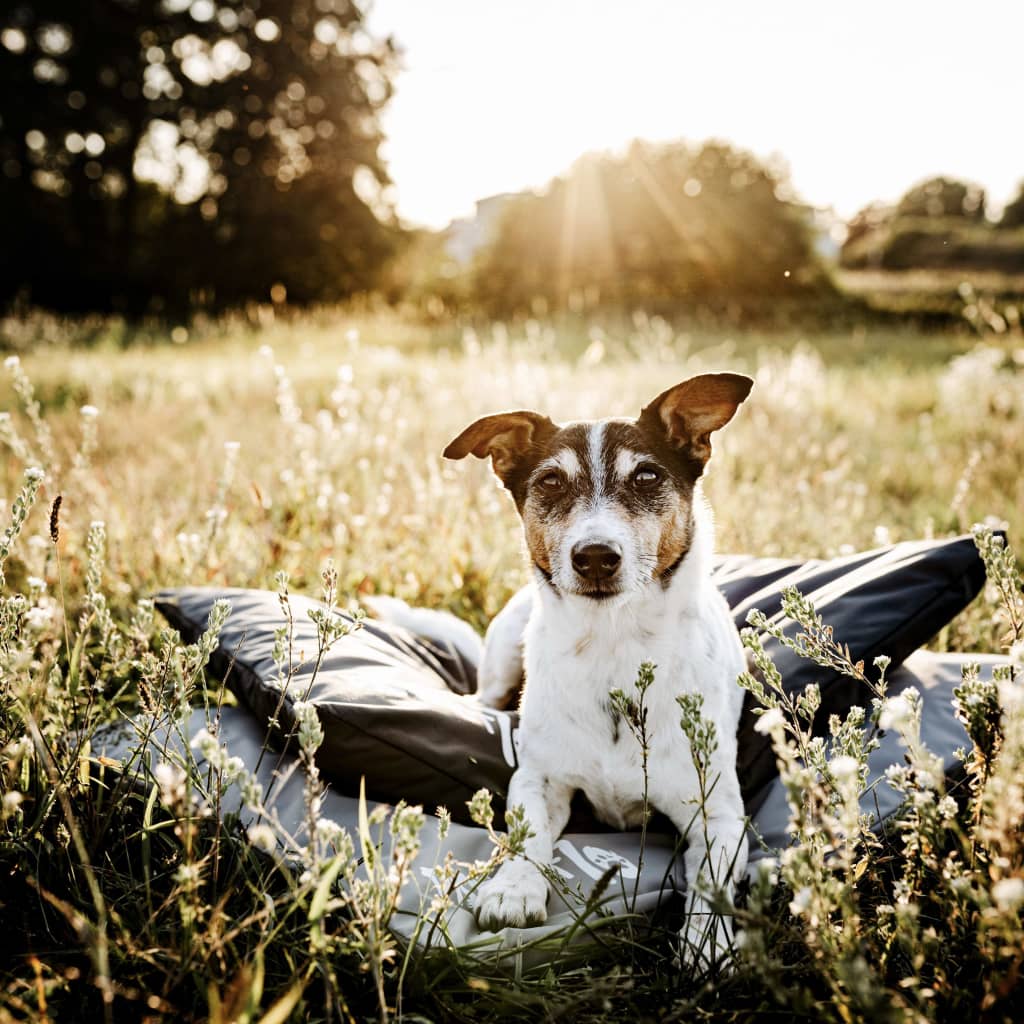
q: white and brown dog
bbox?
[443,372,753,962]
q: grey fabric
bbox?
[92,649,1005,956]
[155,535,990,824]
[92,705,687,957]
[720,535,991,806]
[156,588,517,824]
[744,649,1004,870]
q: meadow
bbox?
[1,308,1023,1022]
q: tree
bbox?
[895,176,987,220]
[469,140,825,317]
[0,0,400,313]
[1000,182,1024,229]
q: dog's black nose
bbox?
[571,542,622,582]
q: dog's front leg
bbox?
[657,772,748,966]
[474,769,572,930]
[678,811,748,966]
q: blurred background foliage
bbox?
[0,0,400,314]
[1,2,1024,326]
[464,141,829,319]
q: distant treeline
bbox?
[3,2,1023,320]
[0,0,401,314]
[416,141,834,320]
[841,177,1024,275]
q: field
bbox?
[1,309,1023,1022]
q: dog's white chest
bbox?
[518,591,740,819]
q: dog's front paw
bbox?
[678,904,735,971]
[474,862,548,930]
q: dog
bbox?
[443,372,753,964]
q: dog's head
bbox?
[445,373,752,601]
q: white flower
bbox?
[5,355,20,369]
[756,857,778,887]
[754,706,786,736]
[26,576,46,592]
[154,761,187,807]
[247,823,277,854]
[25,466,45,482]
[879,690,917,732]
[830,755,860,785]
[190,727,219,762]
[25,604,54,630]
[999,676,1023,711]
[2,791,24,817]
[789,886,813,915]
[80,405,99,419]
[992,878,1024,911]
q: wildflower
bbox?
[154,761,187,808]
[754,706,786,736]
[789,887,813,915]
[4,355,20,369]
[467,788,494,828]
[25,603,54,630]
[756,857,778,887]
[247,823,277,854]
[80,404,99,419]
[25,466,45,482]
[879,691,917,732]
[174,863,201,887]
[293,701,323,756]
[190,727,219,763]
[239,773,263,811]
[992,878,1024,911]
[830,755,860,785]
[938,795,959,822]
[2,791,24,818]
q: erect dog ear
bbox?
[639,372,753,466]
[444,411,557,482]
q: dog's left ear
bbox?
[639,372,753,466]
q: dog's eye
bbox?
[632,466,662,489]
[537,472,565,492]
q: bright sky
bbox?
[367,0,1022,229]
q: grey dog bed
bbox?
[95,534,1003,952]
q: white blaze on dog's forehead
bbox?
[587,422,606,497]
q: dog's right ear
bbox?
[444,411,556,482]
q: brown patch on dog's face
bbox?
[445,373,752,597]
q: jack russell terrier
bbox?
[442,372,753,964]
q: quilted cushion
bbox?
[93,649,1009,953]
[155,533,990,822]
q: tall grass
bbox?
[1,311,1022,1021]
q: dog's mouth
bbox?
[571,582,624,601]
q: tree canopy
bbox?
[0,0,400,313]
[467,141,825,318]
